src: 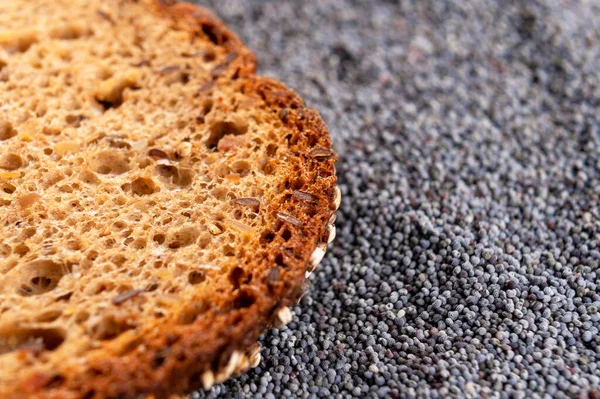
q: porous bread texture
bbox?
[0,1,338,398]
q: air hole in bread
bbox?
[287,133,301,146]
[69,199,83,211]
[35,309,63,323]
[0,120,16,141]
[202,99,214,115]
[198,234,212,249]
[151,349,168,369]
[202,49,216,62]
[153,260,164,269]
[275,253,285,267]
[105,137,131,150]
[14,244,29,257]
[22,227,36,239]
[2,183,16,194]
[0,153,24,171]
[0,29,37,53]
[260,231,276,244]
[281,228,292,242]
[211,186,229,201]
[14,260,68,296]
[266,143,278,156]
[45,374,66,389]
[232,314,244,326]
[40,171,64,189]
[167,226,199,249]
[223,245,235,257]
[78,170,99,185]
[112,196,126,206]
[155,165,194,187]
[205,120,248,149]
[82,389,96,399]
[199,22,227,45]
[18,193,41,208]
[177,302,207,325]
[112,254,127,267]
[87,281,114,295]
[67,237,82,251]
[54,291,72,303]
[86,250,99,262]
[289,178,305,190]
[132,238,147,250]
[233,289,256,309]
[53,21,91,40]
[75,311,89,323]
[228,267,245,290]
[187,270,206,285]
[231,160,251,177]
[89,151,130,175]
[88,314,134,340]
[153,234,166,245]
[307,134,319,147]
[65,114,85,127]
[260,160,275,175]
[131,177,158,196]
[0,327,66,355]
[0,243,12,258]
[215,164,230,177]
[58,184,74,193]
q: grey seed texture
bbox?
[194,0,600,398]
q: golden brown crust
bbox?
[1,1,337,398]
[150,0,257,80]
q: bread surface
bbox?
[0,1,338,398]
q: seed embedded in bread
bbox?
[292,190,319,204]
[111,289,143,305]
[148,148,169,160]
[310,147,335,160]
[275,212,302,226]
[233,197,261,207]
[0,0,337,398]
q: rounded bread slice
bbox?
[0,1,338,398]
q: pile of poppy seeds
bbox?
[195,0,600,398]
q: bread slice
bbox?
[0,1,338,398]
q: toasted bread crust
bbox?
[150,0,257,79]
[1,1,337,398]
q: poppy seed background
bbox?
[195,1,600,398]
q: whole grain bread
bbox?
[0,1,338,398]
